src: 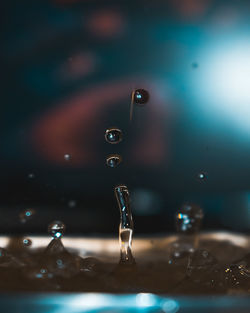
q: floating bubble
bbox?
[133,89,149,105]
[64,154,71,161]
[23,238,32,247]
[175,204,204,235]
[105,127,123,144]
[19,209,36,224]
[106,154,122,168]
[48,221,66,239]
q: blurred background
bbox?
[2,0,250,235]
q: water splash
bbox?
[115,185,135,265]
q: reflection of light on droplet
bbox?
[161,299,179,313]
[136,293,156,307]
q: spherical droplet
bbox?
[105,127,123,144]
[197,172,207,182]
[175,204,204,235]
[106,154,122,168]
[68,200,77,208]
[23,238,32,247]
[48,221,66,239]
[64,154,71,161]
[28,173,35,179]
[192,62,199,69]
[19,209,36,224]
[133,89,149,105]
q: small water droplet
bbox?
[105,127,123,144]
[175,204,204,235]
[106,154,122,168]
[197,172,207,182]
[23,238,32,247]
[64,154,71,161]
[68,200,77,208]
[133,89,149,105]
[19,209,36,223]
[192,62,199,69]
[48,221,66,239]
[28,173,35,179]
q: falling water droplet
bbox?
[115,185,135,265]
[192,62,199,69]
[175,204,204,235]
[23,238,32,247]
[68,200,77,208]
[105,127,123,144]
[48,221,66,239]
[133,89,149,105]
[64,154,71,161]
[197,172,207,182]
[106,154,122,168]
[19,209,36,223]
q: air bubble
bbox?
[133,89,149,105]
[106,154,122,168]
[105,127,123,144]
[48,221,66,239]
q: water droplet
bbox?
[175,204,204,235]
[115,185,135,265]
[23,238,32,247]
[225,253,250,288]
[48,221,66,239]
[106,154,122,168]
[68,200,77,208]
[64,154,71,161]
[28,173,35,179]
[105,127,123,144]
[192,62,199,69]
[133,89,149,105]
[19,209,36,223]
[197,172,207,182]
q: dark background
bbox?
[2,0,250,235]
